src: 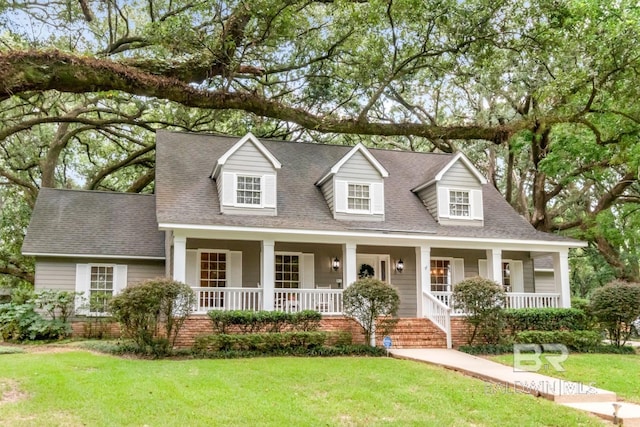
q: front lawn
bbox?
[0,350,603,426]
[490,353,640,403]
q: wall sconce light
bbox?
[396,259,404,273]
[332,257,340,272]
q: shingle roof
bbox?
[23,188,165,258]
[156,131,577,243]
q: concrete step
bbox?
[563,401,640,426]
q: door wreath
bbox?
[358,263,375,278]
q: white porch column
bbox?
[552,249,571,308]
[486,249,503,286]
[343,243,357,287]
[261,240,275,310]
[173,235,187,283]
[415,245,431,317]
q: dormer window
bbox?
[236,176,261,206]
[449,190,470,217]
[348,183,370,212]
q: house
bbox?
[22,131,585,347]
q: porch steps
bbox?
[376,318,447,349]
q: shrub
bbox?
[590,280,640,347]
[35,290,80,323]
[452,277,505,345]
[206,310,321,334]
[109,278,195,356]
[193,331,328,353]
[514,330,602,352]
[0,289,73,341]
[458,344,514,355]
[502,308,588,334]
[342,278,399,346]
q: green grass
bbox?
[490,353,640,403]
[0,351,604,426]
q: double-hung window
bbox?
[200,251,227,308]
[430,259,451,292]
[347,183,370,211]
[275,254,300,289]
[89,265,114,314]
[236,175,261,206]
[449,190,470,217]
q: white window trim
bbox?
[234,174,263,208]
[430,257,453,292]
[76,263,126,316]
[448,189,471,218]
[438,186,483,221]
[197,249,230,288]
[275,251,303,289]
[345,182,372,214]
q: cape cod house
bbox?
[22,131,585,347]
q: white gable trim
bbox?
[435,152,487,184]
[212,132,282,178]
[316,143,389,185]
[411,152,487,193]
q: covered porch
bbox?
[169,230,573,318]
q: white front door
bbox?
[356,254,391,283]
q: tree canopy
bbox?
[1,0,640,286]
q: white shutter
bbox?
[452,258,465,285]
[371,182,384,214]
[301,253,315,289]
[229,251,243,287]
[263,174,277,208]
[510,260,524,292]
[75,264,90,313]
[335,180,347,212]
[222,172,235,206]
[478,259,487,278]
[437,186,449,220]
[186,250,197,286]
[114,265,128,294]
[471,189,484,220]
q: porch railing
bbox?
[423,292,452,348]
[431,291,561,314]
[192,287,263,314]
[273,289,343,315]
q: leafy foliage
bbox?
[514,330,602,353]
[502,308,588,334]
[108,278,195,355]
[193,331,328,353]
[206,310,321,334]
[590,280,640,347]
[453,277,506,345]
[342,278,399,346]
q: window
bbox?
[502,262,511,291]
[199,252,227,309]
[275,254,300,289]
[236,175,261,205]
[89,265,114,313]
[348,183,370,211]
[430,259,451,292]
[449,190,470,217]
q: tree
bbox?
[1,1,640,284]
[342,278,400,347]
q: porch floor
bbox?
[390,349,640,425]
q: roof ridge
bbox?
[40,187,154,197]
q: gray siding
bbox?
[320,180,335,212]
[417,186,438,219]
[276,242,343,288]
[187,239,261,288]
[439,161,482,189]
[439,217,484,227]
[535,271,556,293]
[34,257,166,292]
[224,142,276,174]
[222,205,276,216]
[335,151,382,181]
[334,212,384,221]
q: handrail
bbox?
[423,291,452,349]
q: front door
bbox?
[356,254,390,283]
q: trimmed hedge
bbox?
[503,308,587,333]
[514,330,601,352]
[458,344,514,355]
[196,345,386,359]
[193,331,328,352]
[207,310,321,334]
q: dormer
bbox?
[412,152,487,226]
[211,133,281,216]
[315,143,389,221]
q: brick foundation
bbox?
[70,315,456,349]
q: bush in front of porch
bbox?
[452,277,505,345]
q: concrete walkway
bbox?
[390,348,640,426]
